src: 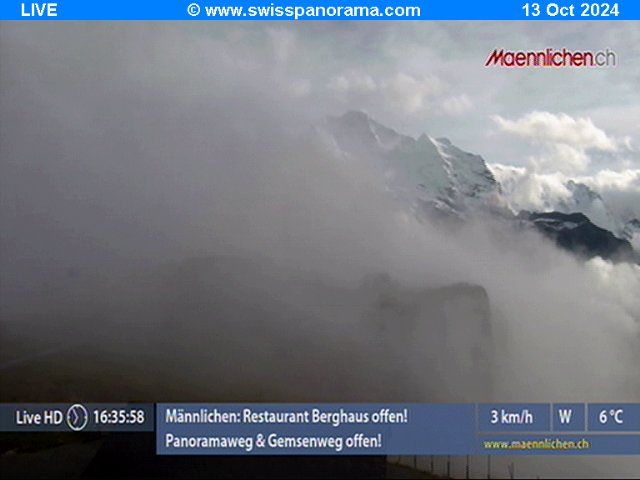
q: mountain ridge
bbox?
[321,111,638,264]
[323,110,506,220]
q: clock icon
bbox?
[66,404,89,431]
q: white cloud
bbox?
[492,112,628,175]
[327,70,377,95]
[537,143,591,174]
[289,78,312,98]
[267,28,297,65]
[493,111,619,151]
[489,164,571,212]
[586,258,640,320]
[578,168,640,193]
[382,72,444,114]
[441,94,473,115]
[326,70,447,115]
[580,169,640,222]
[490,163,640,231]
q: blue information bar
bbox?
[588,404,640,432]
[2,403,639,455]
[552,403,586,432]
[478,404,551,432]
[156,404,477,455]
[0,0,639,21]
[155,403,640,456]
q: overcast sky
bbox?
[2,21,639,249]
[264,22,640,150]
[4,22,639,154]
[176,22,640,172]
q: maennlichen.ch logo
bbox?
[485,48,617,68]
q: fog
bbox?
[1,24,639,477]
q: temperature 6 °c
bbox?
[599,409,624,424]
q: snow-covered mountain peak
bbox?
[434,137,452,146]
[322,111,504,218]
[326,110,411,154]
[557,180,622,236]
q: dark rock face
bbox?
[525,211,635,262]
[361,273,494,401]
[152,259,497,402]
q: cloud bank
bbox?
[492,111,631,174]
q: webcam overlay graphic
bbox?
[1,3,640,479]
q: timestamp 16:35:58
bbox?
[93,409,147,425]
